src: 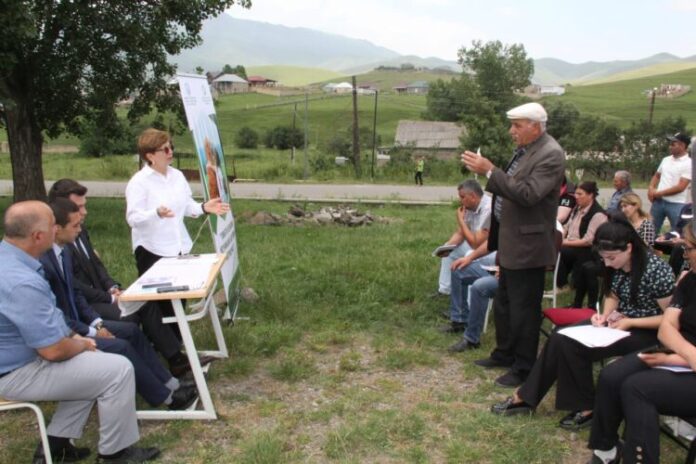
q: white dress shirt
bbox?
[125,164,203,256]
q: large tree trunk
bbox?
[5,99,46,201]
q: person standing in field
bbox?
[415,156,424,185]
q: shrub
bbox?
[235,126,259,149]
[264,126,305,150]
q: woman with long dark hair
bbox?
[586,220,696,464]
[491,216,674,431]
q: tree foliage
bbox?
[0,0,250,200]
[235,126,259,149]
[264,126,304,150]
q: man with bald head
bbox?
[0,202,159,463]
[462,102,566,389]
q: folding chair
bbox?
[660,416,696,464]
[0,399,52,464]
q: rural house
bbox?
[212,74,249,94]
[394,120,465,159]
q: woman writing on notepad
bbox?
[490,215,674,432]
[586,220,696,464]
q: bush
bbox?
[235,126,259,149]
[79,119,136,157]
[264,126,305,150]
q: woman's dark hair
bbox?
[577,181,599,197]
[594,212,649,305]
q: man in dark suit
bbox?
[41,198,197,410]
[462,102,566,388]
[47,179,212,377]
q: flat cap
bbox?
[506,102,547,123]
[665,132,691,147]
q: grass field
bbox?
[316,68,458,92]
[0,197,689,463]
[577,61,696,86]
[544,67,696,128]
[246,65,343,87]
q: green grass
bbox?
[316,68,458,92]
[246,65,343,87]
[578,61,696,86]
[544,67,696,128]
[0,197,690,463]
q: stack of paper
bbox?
[558,325,631,348]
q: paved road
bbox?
[0,179,647,206]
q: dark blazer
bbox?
[70,228,119,304]
[39,248,101,336]
[487,132,566,270]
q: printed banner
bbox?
[177,73,241,319]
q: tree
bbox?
[457,40,534,114]
[0,0,250,200]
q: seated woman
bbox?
[557,181,608,309]
[491,217,675,432]
[619,192,655,247]
[586,221,696,464]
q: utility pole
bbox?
[303,93,309,180]
[291,102,297,164]
[371,90,378,179]
[648,88,657,125]
[351,75,361,178]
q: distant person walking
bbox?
[415,156,424,185]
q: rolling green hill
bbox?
[577,61,696,85]
[246,65,343,87]
[316,69,457,92]
[544,67,696,128]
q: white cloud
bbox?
[671,0,696,10]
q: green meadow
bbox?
[0,197,690,463]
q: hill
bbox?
[315,69,457,92]
[577,61,696,85]
[532,53,696,85]
[170,14,400,73]
[246,65,343,87]
[543,67,696,128]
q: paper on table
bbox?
[557,325,631,348]
[134,254,220,292]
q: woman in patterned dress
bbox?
[490,216,675,431]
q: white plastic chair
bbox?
[0,399,52,464]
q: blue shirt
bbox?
[0,240,71,374]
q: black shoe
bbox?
[559,410,593,430]
[168,386,198,410]
[586,444,621,464]
[177,377,196,389]
[33,439,91,463]
[97,446,161,463]
[490,397,533,416]
[439,321,467,334]
[170,354,216,377]
[495,370,526,388]
[474,357,513,369]
[448,339,480,352]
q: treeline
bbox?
[424,40,690,181]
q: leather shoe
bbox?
[439,321,467,334]
[170,354,217,377]
[559,410,593,430]
[495,370,526,388]
[97,446,161,463]
[168,385,198,410]
[448,339,480,352]
[490,397,533,416]
[586,444,621,464]
[474,357,513,369]
[33,440,91,463]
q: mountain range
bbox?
[169,14,696,86]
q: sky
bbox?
[227,0,696,63]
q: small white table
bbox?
[120,253,229,420]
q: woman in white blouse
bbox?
[126,128,229,293]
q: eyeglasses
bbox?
[155,145,173,154]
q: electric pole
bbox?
[371,90,378,179]
[351,75,361,178]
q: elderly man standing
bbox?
[648,132,692,233]
[462,102,565,387]
[0,201,159,463]
[605,170,633,214]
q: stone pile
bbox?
[239,204,400,227]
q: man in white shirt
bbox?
[648,132,692,233]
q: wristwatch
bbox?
[94,321,104,331]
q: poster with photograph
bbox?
[177,73,240,319]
